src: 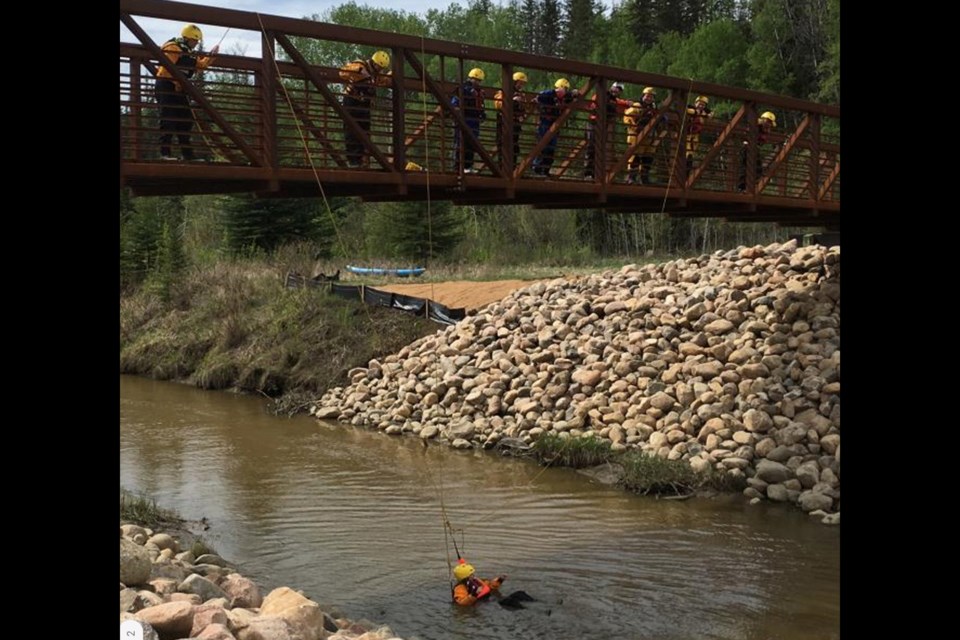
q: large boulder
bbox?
[221,574,263,609]
[179,573,228,602]
[120,538,152,586]
[258,587,326,640]
[135,601,195,639]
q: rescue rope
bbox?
[214,28,230,50]
[657,77,695,218]
[416,436,461,598]
[420,35,437,307]
[254,13,383,342]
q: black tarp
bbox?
[287,274,465,325]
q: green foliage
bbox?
[668,19,750,88]
[637,31,684,74]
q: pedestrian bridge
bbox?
[120,0,840,229]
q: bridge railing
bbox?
[120,0,838,207]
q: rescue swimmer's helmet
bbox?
[181,24,203,41]
[610,82,624,93]
[468,68,486,81]
[695,95,709,104]
[371,50,391,69]
[453,559,476,581]
[555,78,571,91]
[760,111,777,126]
[513,71,529,83]
[642,87,656,95]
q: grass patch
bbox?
[120,487,183,530]
[618,452,743,496]
[531,433,615,469]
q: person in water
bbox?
[452,558,506,606]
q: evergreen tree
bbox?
[816,0,839,104]
[221,195,329,255]
[520,0,541,53]
[746,0,830,100]
[539,0,563,55]
[561,0,602,61]
[120,196,186,289]
[365,201,464,262]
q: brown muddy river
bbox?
[120,375,839,640]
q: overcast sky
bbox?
[122,0,621,56]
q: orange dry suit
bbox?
[452,575,504,606]
[684,103,712,171]
[623,99,662,184]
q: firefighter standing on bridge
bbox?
[738,111,777,192]
[339,51,393,168]
[532,78,580,177]
[493,71,534,172]
[684,95,712,174]
[451,68,487,174]
[624,87,666,185]
[584,82,631,179]
[154,24,219,161]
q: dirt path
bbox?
[374,279,541,311]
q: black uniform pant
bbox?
[738,145,764,191]
[156,79,195,159]
[584,122,611,178]
[497,116,521,170]
[344,96,372,167]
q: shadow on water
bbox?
[120,375,839,640]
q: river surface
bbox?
[120,375,840,640]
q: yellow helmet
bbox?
[453,559,476,581]
[405,161,424,172]
[181,24,203,41]
[760,111,777,126]
[555,78,571,90]
[512,71,528,83]
[643,87,656,95]
[371,50,391,69]
[695,95,709,104]
[468,68,485,81]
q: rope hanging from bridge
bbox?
[657,77,696,218]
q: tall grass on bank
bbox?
[530,435,744,496]
[619,452,746,496]
[120,488,183,529]
[531,433,615,468]
[120,258,437,409]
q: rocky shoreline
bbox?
[120,523,409,640]
[311,240,840,524]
